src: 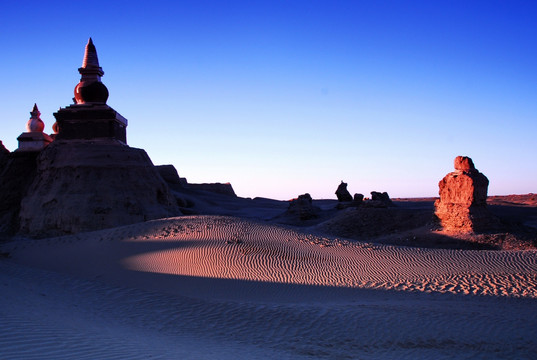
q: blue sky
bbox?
[1,1,536,199]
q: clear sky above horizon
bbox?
[1,1,536,200]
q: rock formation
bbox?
[14,39,180,237]
[187,183,237,197]
[366,191,394,208]
[434,156,498,233]
[0,141,8,168]
[18,140,180,236]
[156,165,187,186]
[353,193,364,203]
[335,181,353,202]
[286,193,319,220]
[0,151,39,235]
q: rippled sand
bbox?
[1,215,536,359]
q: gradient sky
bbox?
[2,1,536,200]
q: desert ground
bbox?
[1,191,536,359]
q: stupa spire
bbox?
[26,103,45,133]
[80,38,104,79]
[74,38,109,104]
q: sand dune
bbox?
[6,215,536,298]
[2,215,537,359]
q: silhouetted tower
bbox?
[17,38,180,237]
[53,38,128,143]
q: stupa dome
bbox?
[26,103,45,132]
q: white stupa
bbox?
[16,104,53,152]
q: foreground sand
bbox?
[1,215,537,359]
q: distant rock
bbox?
[156,165,236,197]
[187,183,237,197]
[337,192,365,209]
[365,191,394,208]
[335,181,353,202]
[286,193,320,220]
[156,165,187,186]
[353,193,364,203]
[434,156,499,233]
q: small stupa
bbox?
[16,104,53,152]
[17,38,180,237]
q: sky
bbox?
[1,0,536,200]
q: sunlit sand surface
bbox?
[2,215,537,359]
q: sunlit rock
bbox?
[434,156,498,233]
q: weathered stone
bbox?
[0,141,8,154]
[287,193,319,220]
[18,140,181,237]
[0,152,39,235]
[335,181,353,202]
[0,141,9,168]
[353,193,364,203]
[454,156,475,171]
[188,183,237,197]
[371,191,393,204]
[156,165,186,186]
[434,156,498,233]
[363,191,394,208]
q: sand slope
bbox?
[2,215,537,359]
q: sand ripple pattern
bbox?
[3,215,537,359]
[110,216,537,298]
[4,215,537,298]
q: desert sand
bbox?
[1,196,537,359]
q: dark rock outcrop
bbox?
[156,164,235,197]
[434,156,498,233]
[353,193,364,203]
[335,181,353,202]
[365,191,394,208]
[18,140,181,237]
[1,141,10,154]
[0,141,9,169]
[0,152,39,235]
[187,183,237,197]
[286,193,320,220]
[156,165,187,186]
